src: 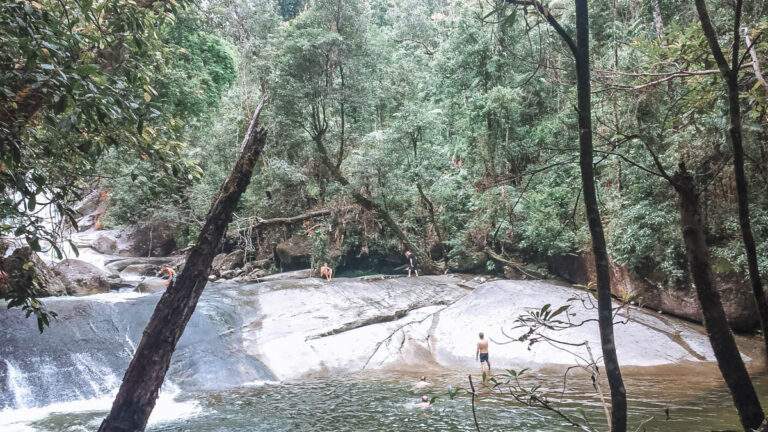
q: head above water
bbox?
[421,395,429,402]
[479,332,484,339]
[419,376,427,381]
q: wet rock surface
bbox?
[0,247,67,298]
[53,259,112,296]
[1,273,725,408]
[548,253,759,331]
[135,278,169,293]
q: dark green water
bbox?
[26,367,768,432]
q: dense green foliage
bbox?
[152,0,764,284]
[2,0,767,307]
[0,0,233,323]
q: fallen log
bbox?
[235,207,353,234]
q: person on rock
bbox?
[158,266,176,288]
[476,332,491,377]
[319,262,333,281]
[405,250,418,277]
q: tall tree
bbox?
[271,0,438,272]
[0,0,201,325]
[692,0,768,358]
[670,163,765,431]
[97,96,268,432]
[505,0,628,430]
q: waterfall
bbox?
[0,282,274,412]
[3,360,33,409]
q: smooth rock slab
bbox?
[424,280,718,370]
[0,274,727,408]
[239,277,720,380]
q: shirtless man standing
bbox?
[476,332,490,374]
[405,250,419,277]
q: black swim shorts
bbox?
[479,353,489,363]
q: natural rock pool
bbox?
[16,368,768,432]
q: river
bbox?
[15,367,768,431]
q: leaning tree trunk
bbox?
[693,0,768,360]
[672,165,765,431]
[312,136,438,274]
[98,96,269,432]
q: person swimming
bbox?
[416,394,431,409]
[158,266,176,288]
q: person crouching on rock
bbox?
[405,250,419,277]
[158,266,176,288]
[319,262,333,281]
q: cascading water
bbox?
[0,282,275,430]
[3,360,33,409]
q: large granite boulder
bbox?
[275,236,312,271]
[91,233,118,255]
[73,189,109,231]
[548,252,759,331]
[54,259,111,296]
[121,263,161,278]
[114,222,178,257]
[212,250,245,274]
[243,276,720,380]
[0,246,67,298]
[135,278,168,294]
[104,256,176,274]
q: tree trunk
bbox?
[727,73,768,359]
[672,165,764,431]
[312,136,438,274]
[574,1,627,430]
[651,0,664,39]
[416,182,444,245]
[236,208,351,234]
[693,0,768,359]
[97,97,269,432]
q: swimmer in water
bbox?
[417,394,431,409]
